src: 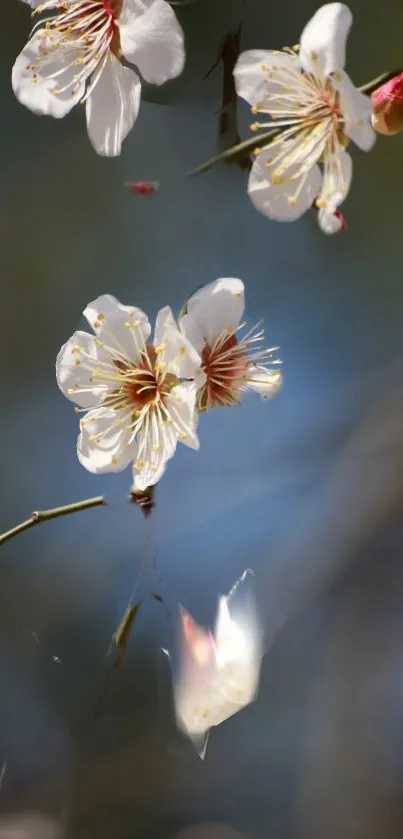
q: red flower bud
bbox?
[124,180,159,196]
[371,73,403,136]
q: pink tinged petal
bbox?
[332,70,375,150]
[83,294,150,364]
[318,148,352,211]
[77,408,136,474]
[85,53,141,157]
[56,330,113,408]
[154,306,202,379]
[184,278,245,347]
[317,207,345,234]
[165,382,199,451]
[12,31,85,119]
[119,0,185,85]
[299,3,352,77]
[180,610,216,667]
[233,49,302,109]
[247,365,282,399]
[248,146,322,222]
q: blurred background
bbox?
[1,0,403,837]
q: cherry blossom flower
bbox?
[56,294,202,490]
[179,278,282,412]
[233,3,375,231]
[172,571,263,758]
[371,73,403,136]
[13,0,185,156]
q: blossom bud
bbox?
[371,73,403,136]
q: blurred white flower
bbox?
[179,277,281,412]
[56,294,202,490]
[234,3,375,231]
[173,571,263,758]
[13,0,185,156]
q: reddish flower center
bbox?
[198,334,249,412]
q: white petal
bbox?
[12,31,85,118]
[86,53,141,157]
[83,294,150,364]
[317,207,345,234]
[248,146,322,222]
[20,0,56,6]
[153,306,202,379]
[181,278,245,348]
[234,49,301,108]
[318,148,352,211]
[300,3,352,76]
[120,0,185,85]
[247,365,282,399]
[165,382,199,451]
[131,405,178,490]
[77,408,136,474]
[56,330,112,408]
[333,70,376,150]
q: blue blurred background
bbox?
[2,1,403,837]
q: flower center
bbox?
[250,55,350,207]
[30,0,124,100]
[198,333,249,412]
[105,344,179,413]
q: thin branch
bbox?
[187,128,280,176]
[0,496,106,548]
[359,69,403,95]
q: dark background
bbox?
[1,1,403,837]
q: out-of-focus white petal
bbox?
[333,70,376,150]
[299,3,353,76]
[154,306,202,379]
[83,294,150,363]
[77,408,136,473]
[86,53,141,156]
[120,0,185,85]
[12,31,85,118]
[56,330,112,408]
[247,365,282,399]
[173,572,263,758]
[248,146,322,222]
[234,49,301,108]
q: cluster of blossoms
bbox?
[13,2,403,231]
[57,278,282,492]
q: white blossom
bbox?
[234,3,375,231]
[179,277,281,412]
[13,0,185,156]
[56,294,202,490]
[173,571,263,758]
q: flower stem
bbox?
[187,128,281,176]
[359,69,403,95]
[0,496,106,548]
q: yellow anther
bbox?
[97,313,105,321]
[250,122,260,132]
[253,147,262,156]
[124,321,131,328]
[74,359,81,366]
[112,457,118,465]
[271,173,285,185]
[67,388,75,395]
[288,197,297,206]
[315,198,327,209]
[155,343,167,353]
[178,346,186,355]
